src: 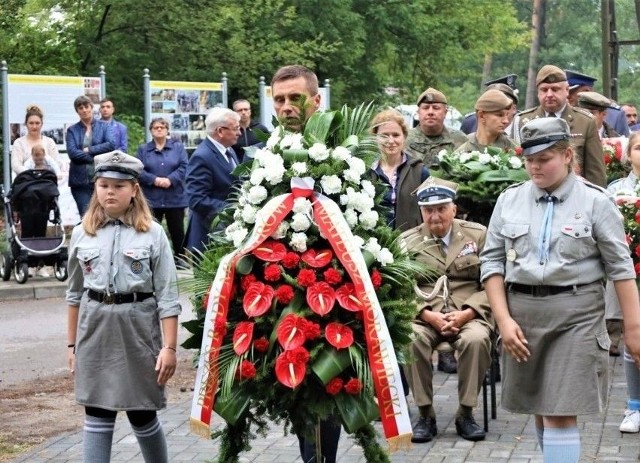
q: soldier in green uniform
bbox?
[406,87,467,168]
[455,89,516,153]
[511,65,606,187]
[577,91,620,138]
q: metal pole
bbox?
[2,61,10,198]
[99,65,106,98]
[143,69,151,143]
[259,76,266,128]
[601,0,612,98]
[324,79,331,110]
[222,72,228,108]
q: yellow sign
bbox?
[151,80,222,91]
[8,74,83,86]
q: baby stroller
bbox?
[1,169,68,284]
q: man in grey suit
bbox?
[185,108,240,254]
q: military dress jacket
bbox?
[401,219,493,327]
[513,105,606,187]
[454,133,516,154]
[406,126,468,168]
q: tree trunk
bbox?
[481,54,493,92]
[525,0,546,108]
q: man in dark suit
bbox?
[185,107,240,254]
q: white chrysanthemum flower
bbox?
[490,155,501,166]
[266,128,283,150]
[250,168,266,186]
[509,156,523,169]
[271,220,290,239]
[225,222,248,247]
[233,208,242,220]
[331,146,351,161]
[264,160,286,185]
[437,149,448,161]
[320,175,342,194]
[458,152,472,164]
[290,232,308,252]
[364,237,382,255]
[346,156,366,175]
[478,152,492,164]
[241,205,258,224]
[377,248,394,266]
[339,187,355,205]
[360,179,376,198]
[343,169,362,184]
[359,210,379,229]
[292,197,312,214]
[247,185,268,204]
[352,235,365,249]
[280,133,304,150]
[290,212,312,231]
[352,191,374,213]
[291,162,308,175]
[237,193,248,207]
[308,142,330,161]
[344,208,358,227]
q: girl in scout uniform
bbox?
[66,150,181,463]
[480,118,640,463]
[606,131,640,433]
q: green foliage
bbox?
[118,114,145,154]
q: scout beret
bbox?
[475,89,514,112]
[486,83,519,105]
[520,118,570,156]
[535,65,567,87]
[484,74,518,90]
[94,150,144,180]
[565,70,596,90]
[416,177,458,206]
[417,87,447,105]
[577,91,613,110]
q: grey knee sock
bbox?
[624,347,640,408]
[131,416,168,463]
[83,415,116,463]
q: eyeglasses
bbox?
[151,126,167,130]
[219,126,241,132]
[235,108,250,112]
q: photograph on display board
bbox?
[162,100,177,114]
[177,90,199,113]
[189,114,206,130]
[170,131,189,146]
[171,114,189,131]
[151,101,163,113]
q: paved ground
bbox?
[5,277,640,462]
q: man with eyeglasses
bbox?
[231,99,270,162]
[185,107,240,253]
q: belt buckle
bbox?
[103,293,115,304]
[536,286,550,297]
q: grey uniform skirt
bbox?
[74,293,166,411]
[502,282,610,416]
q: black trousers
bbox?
[298,418,341,463]
[85,406,156,427]
[151,207,185,257]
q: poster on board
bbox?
[149,80,224,149]
[6,74,103,225]
[259,85,330,131]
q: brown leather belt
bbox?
[508,283,590,297]
[87,289,153,304]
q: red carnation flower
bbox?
[323,268,342,285]
[326,377,344,395]
[253,240,287,262]
[370,270,383,288]
[238,360,257,380]
[301,319,321,340]
[253,336,270,353]
[275,284,295,304]
[603,153,612,165]
[297,268,317,287]
[241,274,258,291]
[634,245,640,258]
[344,378,363,395]
[636,200,640,209]
[214,319,227,338]
[514,146,523,156]
[264,264,282,282]
[635,262,640,276]
[282,252,301,269]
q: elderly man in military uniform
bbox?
[406,87,467,168]
[460,74,519,135]
[402,178,493,443]
[511,65,606,187]
[578,91,620,138]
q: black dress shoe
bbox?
[437,351,458,374]
[411,416,437,443]
[455,415,485,441]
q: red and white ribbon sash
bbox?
[190,177,411,447]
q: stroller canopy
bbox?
[9,169,60,215]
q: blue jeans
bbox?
[71,184,94,217]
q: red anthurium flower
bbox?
[277,313,308,350]
[335,283,364,312]
[275,347,309,388]
[253,240,287,262]
[306,282,336,316]
[232,321,254,355]
[325,322,354,349]
[243,282,275,317]
[301,248,333,268]
[326,377,344,395]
